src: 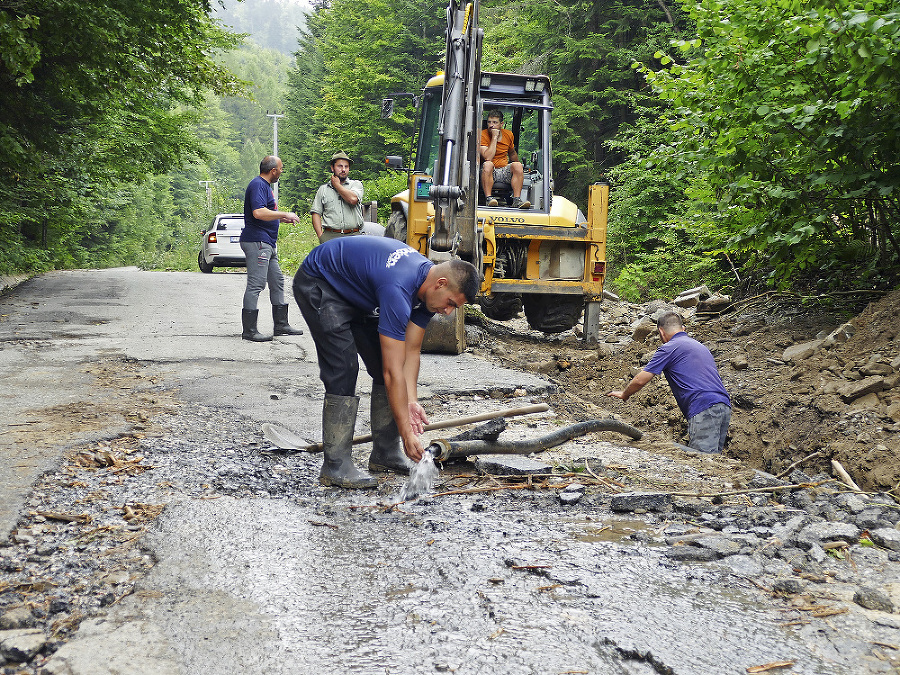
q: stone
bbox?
[730,356,749,370]
[0,606,34,631]
[793,522,861,550]
[610,492,672,513]
[853,586,894,613]
[782,341,822,363]
[749,470,788,489]
[869,528,900,552]
[631,318,656,342]
[674,292,700,308]
[0,628,46,663]
[773,577,806,594]
[691,535,743,558]
[559,491,583,506]
[838,376,886,403]
[861,362,894,376]
[473,455,553,476]
[666,546,718,562]
[718,554,763,576]
[696,294,732,314]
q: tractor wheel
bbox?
[523,294,584,334]
[384,209,408,243]
[478,293,522,321]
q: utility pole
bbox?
[198,180,214,209]
[266,111,285,203]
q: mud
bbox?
[468,289,900,497]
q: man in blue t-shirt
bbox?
[238,155,303,342]
[293,236,480,488]
[608,311,731,453]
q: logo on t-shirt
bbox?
[386,247,414,268]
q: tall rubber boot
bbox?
[241,309,272,342]
[320,394,377,489]
[273,304,303,336]
[368,384,415,475]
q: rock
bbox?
[861,362,894,376]
[473,455,553,476]
[853,586,894,613]
[631,318,656,342]
[749,470,788,489]
[718,554,763,576]
[0,606,34,630]
[610,492,672,513]
[691,535,743,558]
[869,528,900,552]
[0,628,47,663]
[559,491,583,506]
[666,546,718,562]
[696,294,732,314]
[602,289,619,302]
[781,340,822,363]
[819,322,855,348]
[730,356,749,370]
[793,522,861,550]
[838,376,886,402]
[674,292,700,308]
[773,577,806,594]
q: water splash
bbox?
[399,449,439,501]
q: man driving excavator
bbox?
[479,109,531,209]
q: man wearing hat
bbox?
[310,151,364,242]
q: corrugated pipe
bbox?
[426,419,642,462]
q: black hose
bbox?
[428,419,642,461]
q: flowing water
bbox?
[398,448,440,501]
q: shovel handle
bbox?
[303,402,550,452]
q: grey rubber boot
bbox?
[241,309,273,342]
[320,394,377,489]
[368,384,415,474]
[272,304,303,336]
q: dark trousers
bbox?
[293,265,385,396]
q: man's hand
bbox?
[401,433,425,462]
[607,390,628,401]
[329,175,343,189]
[281,211,300,223]
[491,128,501,142]
[408,401,429,435]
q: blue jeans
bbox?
[241,241,285,310]
[687,403,731,453]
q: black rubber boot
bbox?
[241,309,273,342]
[368,384,415,475]
[273,304,303,336]
[320,394,377,489]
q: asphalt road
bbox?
[0,269,876,674]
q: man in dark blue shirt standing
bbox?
[293,236,480,488]
[608,311,731,453]
[239,155,303,341]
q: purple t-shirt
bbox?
[643,332,731,419]
[241,175,279,246]
[301,236,434,341]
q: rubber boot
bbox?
[273,304,303,336]
[241,309,273,342]
[320,394,377,489]
[368,384,415,475]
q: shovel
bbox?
[262,402,550,452]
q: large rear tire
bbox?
[384,209,408,243]
[523,294,584,334]
[478,293,522,321]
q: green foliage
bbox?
[279,0,447,208]
[642,0,900,288]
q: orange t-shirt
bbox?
[480,128,515,168]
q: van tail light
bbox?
[591,261,606,281]
[207,233,218,243]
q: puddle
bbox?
[561,517,661,545]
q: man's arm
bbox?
[607,369,654,401]
[311,213,324,239]
[252,207,299,223]
[330,176,360,206]
[380,329,427,461]
[479,129,499,162]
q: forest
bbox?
[0,0,898,301]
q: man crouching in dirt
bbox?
[293,236,480,488]
[607,311,731,453]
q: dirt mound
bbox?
[471,290,900,494]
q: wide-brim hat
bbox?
[330,151,353,166]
